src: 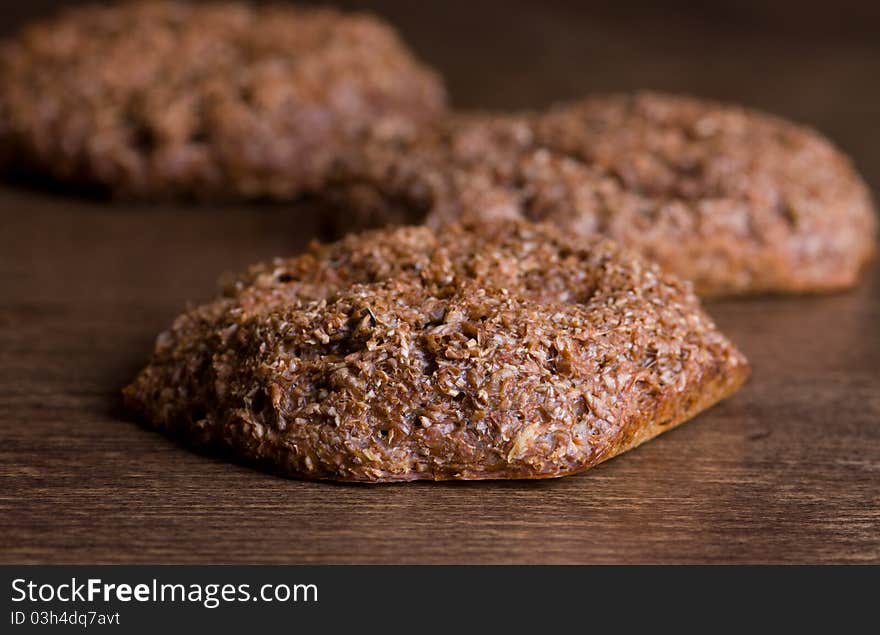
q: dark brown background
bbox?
[1,0,878,564]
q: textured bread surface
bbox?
[327,92,876,297]
[124,221,750,482]
[0,0,446,199]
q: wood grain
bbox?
[1,0,878,564]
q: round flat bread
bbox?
[124,220,749,482]
[326,93,876,297]
[0,0,446,199]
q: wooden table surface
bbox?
[2,0,878,564]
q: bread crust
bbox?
[124,221,750,482]
[0,0,446,199]
[325,92,876,297]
